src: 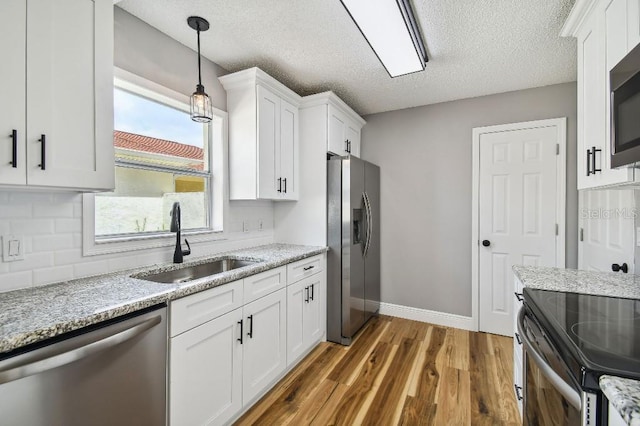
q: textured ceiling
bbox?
[118,0,577,115]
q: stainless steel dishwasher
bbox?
[0,305,167,426]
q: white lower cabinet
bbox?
[242,288,287,404]
[170,307,243,426]
[169,256,326,425]
[287,273,325,365]
[513,276,524,418]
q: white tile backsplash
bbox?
[0,190,275,293]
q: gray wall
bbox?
[114,7,227,111]
[361,82,578,317]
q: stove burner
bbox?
[570,320,640,362]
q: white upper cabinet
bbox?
[0,0,114,191]
[220,68,300,201]
[302,91,365,158]
[328,103,363,157]
[563,0,640,189]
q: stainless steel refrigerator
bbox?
[327,156,380,345]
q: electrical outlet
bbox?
[636,227,640,247]
[2,235,25,262]
[258,220,263,231]
[243,221,250,233]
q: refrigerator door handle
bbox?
[363,192,373,257]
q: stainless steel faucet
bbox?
[170,202,191,263]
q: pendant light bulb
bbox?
[188,16,212,123]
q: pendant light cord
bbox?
[196,23,203,87]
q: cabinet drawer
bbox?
[170,280,244,337]
[287,255,324,284]
[244,266,286,304]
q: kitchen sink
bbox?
[137,258,258,284]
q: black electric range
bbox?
[523,287,640,392]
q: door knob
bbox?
[482,240,491,247]
[612,263,628,273]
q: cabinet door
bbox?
[304,273,324,344]
[25,0,114,190]
[243,288,287,404]
[286,280,306,365]
[577,11,607,189]
[0,0,26,186]
[280,98,298,200]
[629,0,640,49]
[328,106,348,156]
[170,308,243,426]
[606,0,629,70]
[346,121,361,158]
[257,85,280,199]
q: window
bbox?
[83,69,225,255]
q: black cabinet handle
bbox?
[592,146,601,174]
[237,320,243,344]
[277,177,282,193]
[515,332,522,345]
[586,148,592,176]
[514,384,523,401]
[9,130,17,168]
[514,292,524,302]
[38,134,46,170]
[247,315,253,338]
[305,286,309,303]
[283,178,287,193]
[303,265,314,271]
[482,240,490,247]
[612,263,628,273]
[310,284,314,301]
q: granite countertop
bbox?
[600,376,640,425]
[512,265,640,300]
[0,243,327,355]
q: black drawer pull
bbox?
[247,315,253,338]
[586,148,592,176]
[303,265,314,271]
[38,134,46,170]
[277,177,282,193]
[237,320,243,344]
[515,332,522,345]
[514,292,523,302]
[305,286,310,303]
[591,146,601,174]
[514,384,523,401]
[283,178,287,193]
[310,283,314,301]
[9,130,17,168]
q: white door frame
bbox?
[471,117,567,331]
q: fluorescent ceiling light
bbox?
[341,0,428,78]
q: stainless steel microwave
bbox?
[611,42,640,168]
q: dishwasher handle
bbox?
[517,307,581,411]
[0,314,162,385]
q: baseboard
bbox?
[379,302,476,331]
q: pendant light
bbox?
[188,16,213,123]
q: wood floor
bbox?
[235,315,520,426]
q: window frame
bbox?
[82,68,226,256]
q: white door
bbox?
[477,122,563,336]
[26,0,114,190]
[304,273,324,345]
[242,288,287,404]
[279,98,298,200]
[286,280,306,365]
[328,106,348,156]
[0,0,26,186]
[346,122,361,158]
[170,307,243,426]
[579,189,635,273]
[257,84,280,199]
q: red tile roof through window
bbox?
[114,130,203,160]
